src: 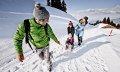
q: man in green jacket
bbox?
[14,3,60,67]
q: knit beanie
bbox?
[33,3,50,20]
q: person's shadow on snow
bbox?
[74,34,106,48]
[52,34,109,70]
[56,34,106,58]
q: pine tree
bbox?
[51,0,55,7]
[51,0,61,9]
[96,20,99,24]
[110,21,114,24]
[47,0,67,12]
[53,0,57,8]
[107,17,110,24]
[110,21,116,27]
[47,0,51,6]
[55,0,62,10]
[116,24,120,29]
[103,17,107,23]
[62,0,67,12]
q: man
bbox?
[14,3,60,71]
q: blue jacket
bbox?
[75,23,85,37]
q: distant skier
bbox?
[75,16,88,46]
[67,21,75,37]
[14,3,60,71]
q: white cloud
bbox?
[71,5,120,21]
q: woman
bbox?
[75,18,88,46]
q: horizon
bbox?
[0,0,120,21]
[36,0,120,14]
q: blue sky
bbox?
[0,0,119,13]
[37,0,120,13]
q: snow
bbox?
[0,1,120,72]
[99,23,120,58]
[98,23,120,72]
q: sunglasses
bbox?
[41,19,49,21]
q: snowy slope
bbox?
[98,23,120,58]
[1,1,120,72]
[1,23,120,72]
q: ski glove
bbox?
[17,53,24,62]
[55,40,60,45]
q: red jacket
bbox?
[66,37,74,45]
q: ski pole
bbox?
[109,29,113,36]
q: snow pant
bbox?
[36,45,50,63]
[77,35,82,45]
[71,33,74,37]
[68,33,74,37]
[36,45,52,71]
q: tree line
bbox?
[102,17,120,29]
[89,17,120,29]
[47,0,67,12]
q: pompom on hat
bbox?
[33,2,50,20]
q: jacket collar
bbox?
[33,18,42,26]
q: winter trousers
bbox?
[36,45,52,71]
[78,35,82,45]
[36,45,50,63]
[71,33,74,37]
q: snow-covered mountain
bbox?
[110,5,120,13]
[112,18,120,24]
[0,0,120,72]
[72,5,120,21]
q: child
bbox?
[65,33,74,50]
[75,17,88,46]
[67,21,75,37]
